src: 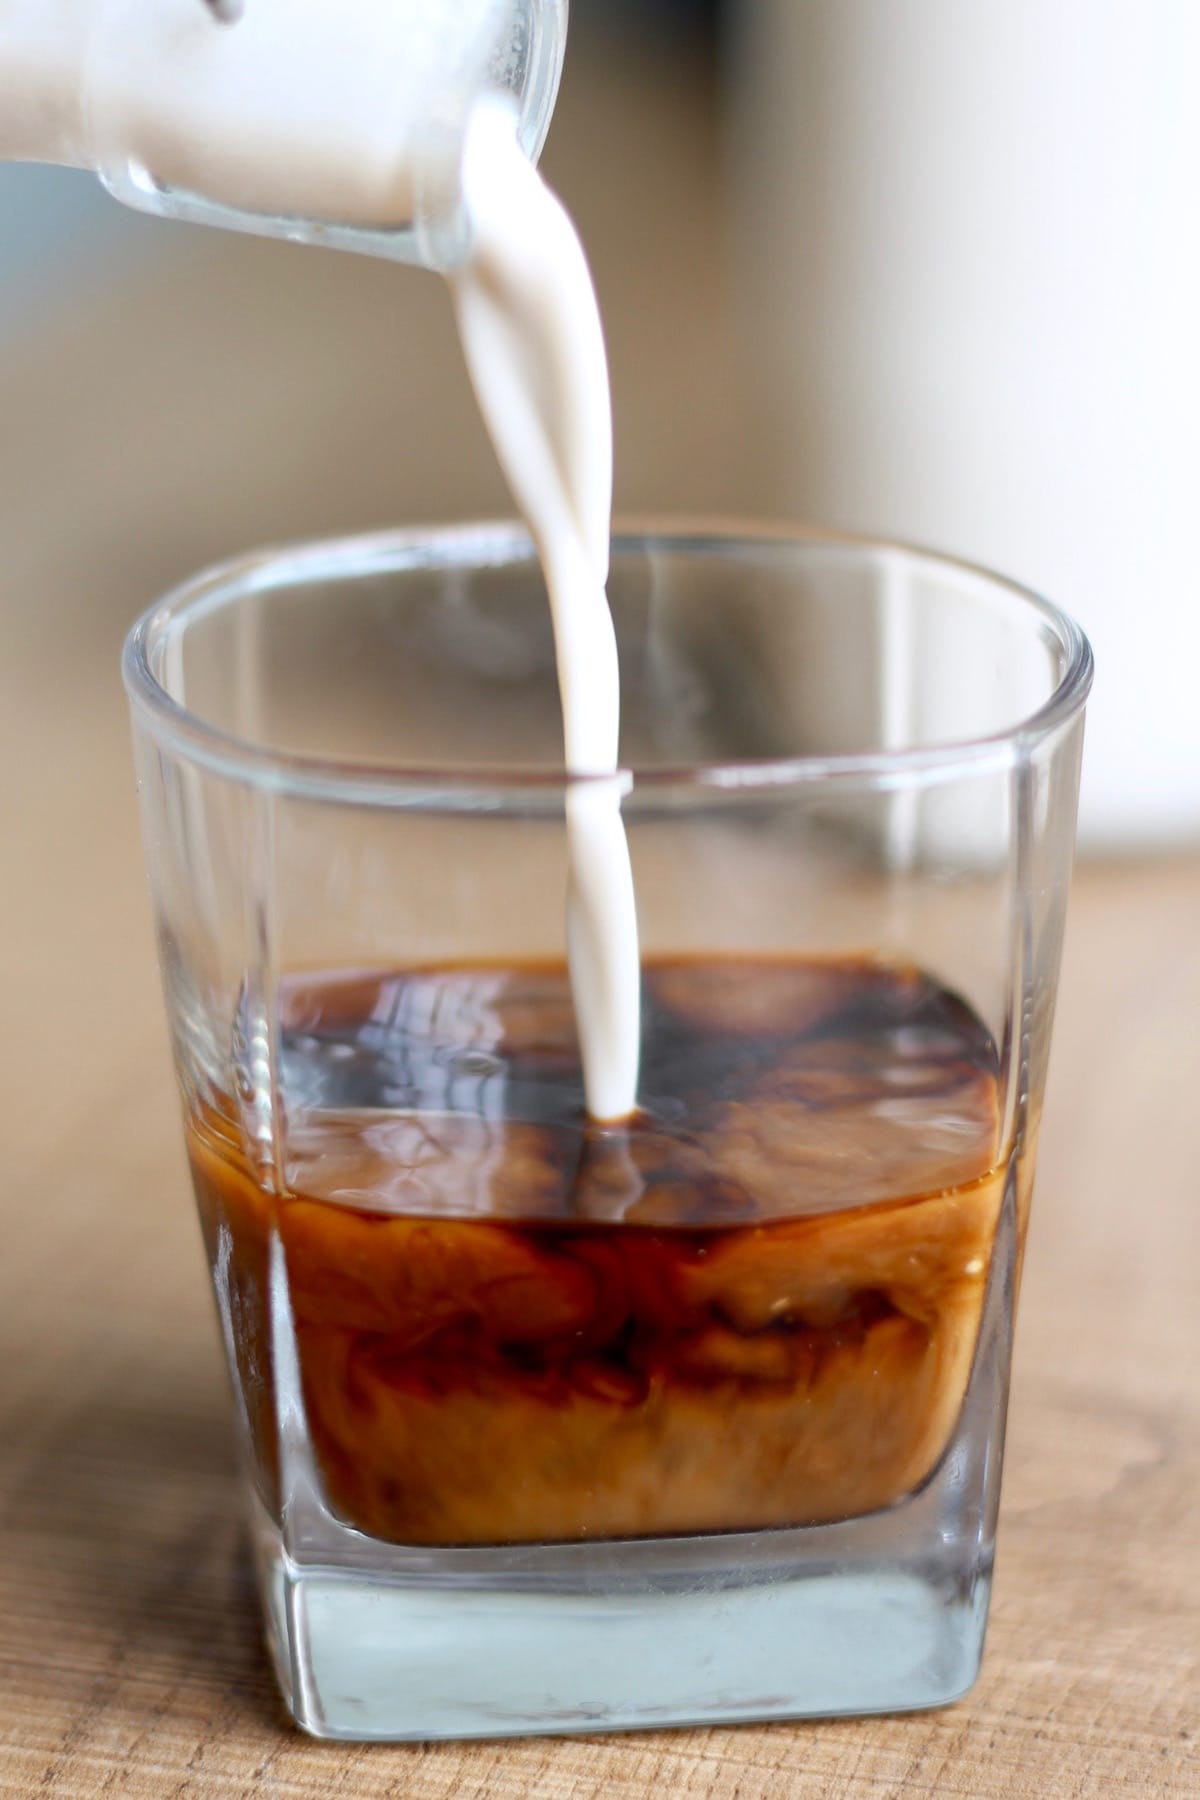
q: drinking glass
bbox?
[123,524,1091,1740]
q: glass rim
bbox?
[122,518,1094,806]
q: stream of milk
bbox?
[0,5,641,1120]
[451,101,640,1122]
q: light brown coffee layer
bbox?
[188,955,1006,1544]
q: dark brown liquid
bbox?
[189,956,1008,1544]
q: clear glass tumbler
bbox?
[123,524,1092,1741]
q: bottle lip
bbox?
[516,0,569,169]
[123,518,1094,812]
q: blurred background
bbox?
[2,0,1199,847]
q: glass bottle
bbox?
[0,0,567,268]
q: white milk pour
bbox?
[0,5,640,1120]
[450,101,641,1122]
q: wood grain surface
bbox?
[1,32,1197,1800]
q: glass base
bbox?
[249,1172,1016,1741]
[255,1511,992,1741]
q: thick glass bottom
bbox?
[255,1513,992,1741]
[246,1169,1016,1740]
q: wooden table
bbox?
[1,35,1197,1799]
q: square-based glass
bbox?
[124,524,1091,1740]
